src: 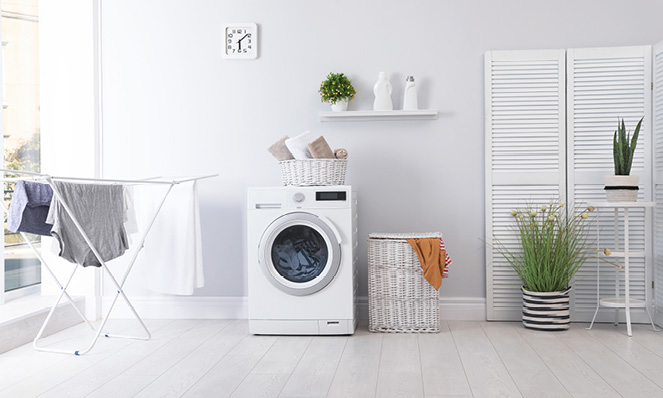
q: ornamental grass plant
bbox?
[493,202,595,293]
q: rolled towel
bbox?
[334,148,348,159]
[285,131,314,159]
[307,136,335,159]
[267,136,295,161]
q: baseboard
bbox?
[103,295,486,321]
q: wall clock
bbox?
[223,23,258,59]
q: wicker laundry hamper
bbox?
[368,232,441,333]
[279,159,347,186]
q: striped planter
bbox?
[521,286,571,331]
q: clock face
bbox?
[223,23,258,59]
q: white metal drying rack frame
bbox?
[0,168,217,355]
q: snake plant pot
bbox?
[521,286,571,331]
[604,175,639,202]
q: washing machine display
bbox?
[260,212,341,296]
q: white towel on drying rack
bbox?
[135,180,204,295]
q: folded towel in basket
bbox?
[307,136,335,159]
[285,131,314,159]
[406,238,446,290]
[267,135,295,161]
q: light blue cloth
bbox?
[7,180,54,236]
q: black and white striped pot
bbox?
[521,286,571,331]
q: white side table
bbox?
[586,201,658,336]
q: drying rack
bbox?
[0,168,217,355]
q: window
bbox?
[1,0,40,294]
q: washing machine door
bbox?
[259,212,342,296]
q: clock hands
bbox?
[237,33,249,51]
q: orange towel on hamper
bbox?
[406,238,446,290]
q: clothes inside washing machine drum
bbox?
[271,225,329,283]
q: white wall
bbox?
[40,0,101,318]
[92,0,663,306]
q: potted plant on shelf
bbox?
[492,202,598,331]
[605,117,643,202]
[319,72,357,112]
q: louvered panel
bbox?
[490,56,562,173]
[571,54,647,172]
[567,46,653,323]
[485,49,566,321]
[490,186,562,311]
[654,186,663,325]
[654,42,663,327]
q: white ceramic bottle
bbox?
[403,76,418,110]
[373,72,393,111]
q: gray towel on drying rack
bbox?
[7,180,54,236]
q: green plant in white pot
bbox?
[493,202,596,330]
[319,72,357,112]
[605,117,643,202]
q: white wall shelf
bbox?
[318,109,438,122]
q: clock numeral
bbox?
[232,49,236,53]
[248,39,251,44]
[232,29,236,33]
[227,45,231,49]
[243,49,247,53]
[228,33,233,38]
[248,45,252,49]
[247,33,251,38]
[227,39,231,44]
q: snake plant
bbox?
[613,117,643,175]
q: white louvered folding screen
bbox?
[654,41,663,327]
[567,46,652,323]
[485,50,566,321]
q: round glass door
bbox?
[259,212,341,296]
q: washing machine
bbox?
[247,185,357,335]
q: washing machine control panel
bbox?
[293,192,305,203]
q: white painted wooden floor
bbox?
[1,319,663,397]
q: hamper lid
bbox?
[368,232,442,240]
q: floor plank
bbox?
[0,319,168,397]
[480,322,571,398]
[449,321,521,398]
[180,334,278,397]
[557,324,663,398]
[375,332,424,398]
[132,319,245,398]
[86,319,230,397]
[277,336,347,398]
[57,319,202,398]
[327,327,382,398]
[584,323,663,389]
[515,323,622,397]
[0,319,661,397]
[419,321,472,397]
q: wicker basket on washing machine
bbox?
[368,232,441,333]
[278,159,347,186]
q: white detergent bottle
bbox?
[373,72,393,111]
[403,76,418,110]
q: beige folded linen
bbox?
[307,136,335,159]
[267,136,294,161]
[334,148,348,159]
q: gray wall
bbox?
[99,0,663,300]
